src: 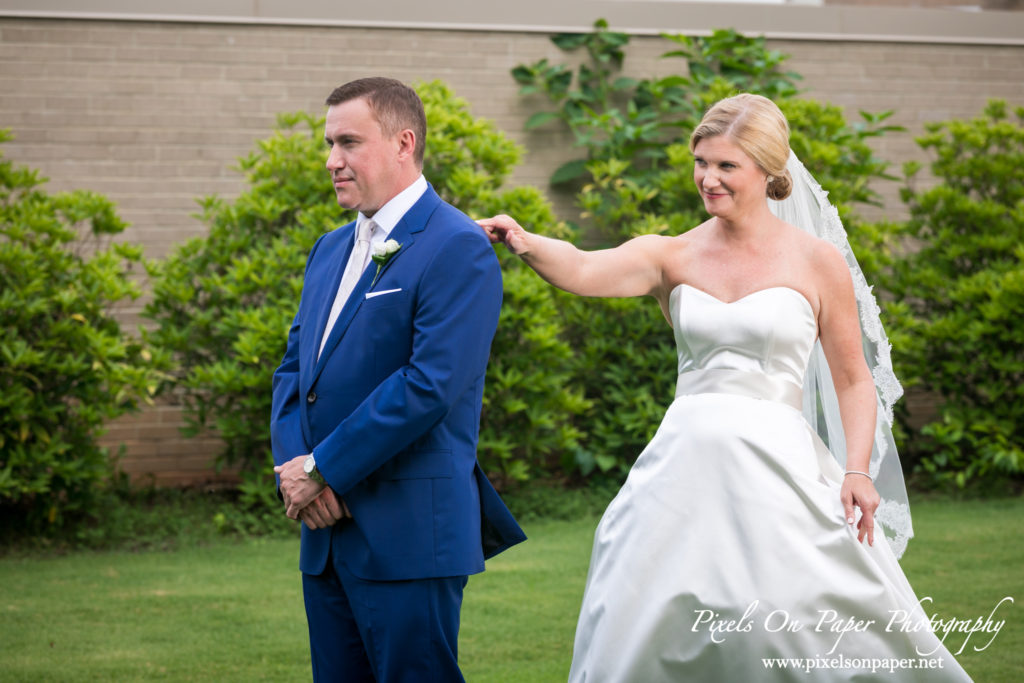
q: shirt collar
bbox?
[356,174,427,239]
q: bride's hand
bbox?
[841,474,880,546]
[476,214,531,256]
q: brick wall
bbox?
[826,0,1021,9]
[1,16,1022,484]
[102,404,233,488]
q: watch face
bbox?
[303,456,315,474]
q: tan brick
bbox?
[0,43,70,61]
[5,23,91,46]
[0,60,48,77]
[68,44,119,62]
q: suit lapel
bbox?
[308,222,357,368]
[310,185,442,385]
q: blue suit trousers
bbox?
[302,528,468,682]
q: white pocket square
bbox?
[366,288,402,299]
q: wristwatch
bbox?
[303,454,326,485]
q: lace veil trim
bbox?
[768,151,913,558]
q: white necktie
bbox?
[318,218,376,360]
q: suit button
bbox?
[306,391,317,404]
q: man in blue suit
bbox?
[270,77,525,682]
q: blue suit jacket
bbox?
[270,185,525,580]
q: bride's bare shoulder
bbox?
[625,231,692,258]
[685,218,716,236]
[778,221,837,258]
[801,233,854,294]
[620,222,710,277]
[773,221,852,299]
[670,220,714,249]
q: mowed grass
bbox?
[1,496,1021,681]
[895,497,1024,681]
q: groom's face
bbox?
[324,97,407,217]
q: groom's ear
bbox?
[395,129,417,164]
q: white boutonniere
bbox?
[370,239,402,287]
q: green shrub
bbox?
[882,101,1024,488]
[0,131,161,531]
[144,82,584,512]
[512,22,900,478]
[476,190,590,484]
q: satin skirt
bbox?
[568,393,972,682]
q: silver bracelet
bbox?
[844,470,873,480]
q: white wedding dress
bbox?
[568,284,972,682]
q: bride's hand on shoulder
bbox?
[476,215,671,299]
[840,474,880,547]
[477,214,531,255]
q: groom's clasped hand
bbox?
[274,458,351,529]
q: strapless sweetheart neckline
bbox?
[671,282,814,314]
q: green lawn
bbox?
[1,497,1020,681]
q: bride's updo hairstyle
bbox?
[689,94,793,200]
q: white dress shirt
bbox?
[317,175,427,359]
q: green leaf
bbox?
[525,112,562,130]
[550,159,590,185]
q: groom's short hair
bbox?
[326,77,427,167]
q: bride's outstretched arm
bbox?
[477,214,666,298]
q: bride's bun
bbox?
[690,94,793,201]
[767,170,792,200]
